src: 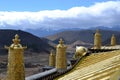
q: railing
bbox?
[25,48,119,80]
[88,48,119,53]
[25,58,81,80]
[25,66,74,80]
[25,68,57,80]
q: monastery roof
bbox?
[57,50,120,80]
[101,45,120,49]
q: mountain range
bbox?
[0,27,120,78]
[26,26,120,37]
[0,29,54,54]
[46,29,120,45]
[0,28,120,54]
[46,29,120,53]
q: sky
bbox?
[0,0,120,30]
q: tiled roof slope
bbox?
[57,50,120,80]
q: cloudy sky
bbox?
[0,0,120,30]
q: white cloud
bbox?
[0,1,120,30]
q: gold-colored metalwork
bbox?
[49,50,55,67]
[57,50,120,80]
[110,68,120,80]
[111,34,116,46]
[55,38,67,72]
[5,34,27,80]
[94,29,102,49]
[74,46,87,58]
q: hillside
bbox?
[46,29,120,46]
[0,29,54,54]
[0,29,55,79]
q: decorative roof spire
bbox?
[51,49,53,53]
[96,29,99,33]
[112,34,115,37]
[12,34,20,44]
[50,50,54,55]
[95,29,101,36]
[5,34,27,49]
[59,38,64,44]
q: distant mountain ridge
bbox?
[0,29,54,54]
[26,26,120,37]
[89,26,120,31]
[26,28,83,37]
[46,29,120,46]
[46,29,120,53]
[0,29,120,54]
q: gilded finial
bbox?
[5,34,27,49]
[51,49,54,53]
[96,29,99,33]
[112,34,115,37]
[12,34,20,44]
[50,50,54,55]
[59,38,64,44]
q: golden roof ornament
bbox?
[12,34,20,45]
[111,34,116,46]
[112,34,115,37]
[59,38,64,45]
[94,29,101,49]
[5,34,27,49]
[5,34,26,80]
[56,38,67,48]
[49,50,55,67]
[50,50,54,55]
[96,29,99,33]
[95,29,101,36]
[9,34,22,48]
[56,38,67,72]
